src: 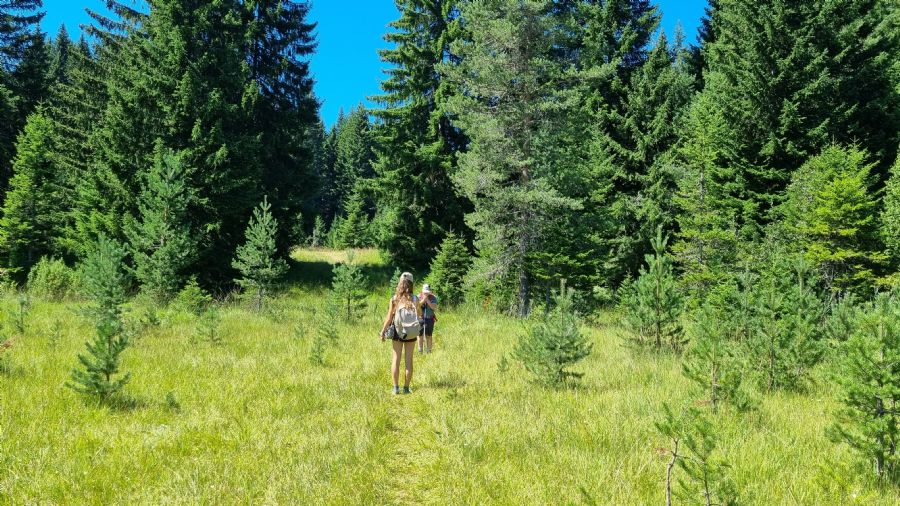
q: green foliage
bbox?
[68,235,131,401]
[126,147,196,301]
[27,257,77,300]
[882,154,900,274]
[745,258,825,392]
[198,307,222,345]
[310,215,327,248]
[656,403,739,506]
[782,145,886,296]
[426,232,470,307]
[622,227,684,350]
[441,0,579,316]
[0,112,67,279]
[232,197,288,312]
[513,281,592,388]
[331,251,367,320]
[11,293,29,336]
[829,293,900,483]
[334,189,371,249]
[682,304,753,413]
[174,278,212,316]
[372,0,467,270]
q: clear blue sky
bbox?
[42,1,708,128]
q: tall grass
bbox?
[0,250,895,504]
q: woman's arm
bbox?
[380,299,395,336]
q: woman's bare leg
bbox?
[417,334,425,353]
[426,334,433,353]
[391,340,403,388]
[403,340,415,388]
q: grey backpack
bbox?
[393,298,421,340]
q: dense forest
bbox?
[1,0,899,496]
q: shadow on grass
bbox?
[429,372,468,389]
[76,391,148,412]
[284,257,396,291]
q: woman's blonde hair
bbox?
[394,276,414,308]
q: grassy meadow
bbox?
[0,249,896,504]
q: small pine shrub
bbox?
[165,391,181,412]
[621,226,684,350]
[427,232,471,307]
[332,251,367,320]
[232,196,288,312]
[828,293,900,483]
[513,280,592,388]
[48,320,62,348]
[682,304,754,413]
[198,307,222,345]
[11,294,30,336]
[309,330,327,366]
[174,278,212,315]
[27,257,77,300]
[656,403,739,506]
[68,235,131,401]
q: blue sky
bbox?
[42,1,708,128]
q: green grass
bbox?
[0,249,896,504]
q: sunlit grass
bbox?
[0,262,897,503]
[290,247,384,266]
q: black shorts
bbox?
[419,318,435,336]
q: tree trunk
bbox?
[665,439,678,506]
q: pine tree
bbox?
[47,25,71,86]
[781,145,886,296]
[441,0,578,316]
[0,111,65,279]
[682,304,750,413]
[125,147,196,301]
[513,280,592,388]
[747,257,825,392]
[333,105,375,214]
[310,215,326,248]
[67,235,130,401]
[232,196,288,312]
[372,0,467,270]
[828,293,900,483]
[426,232,471,307]
[331,250,367,320]
[622,226,683,350]
[656,403,739,506]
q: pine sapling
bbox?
[513,280,592,388]
[332,250,367,320]
[828,293,900,483]
[656,403,739,506]
[68,235,131,401]
[232,196,288,312]
[622,226,684,350]
[12,293,30,336]
[682,305,752,413]
[427,232,471,307]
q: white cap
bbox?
[422,283,431,293]
[401,272,414,282]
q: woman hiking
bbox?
[417,283,438,354]
[380,272,422,394]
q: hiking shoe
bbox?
[403,387,411,395]
[393,386,400,395]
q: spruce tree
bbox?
[426,232,471,307]
[333,105,375,213]
[671,82,742,301]
[591,31,695,283]
[513,280,592,388]
[232,196,288,312]
[829,293,900,483]
[781,145,886,296]
[67,235,130,401]
[0,111,65,279]
[372,0,467,269]
[621,226,683,350]
[125,147,196,301]
[334,188,371,249]
[882,153,900,277]
[441,0,578,316]
[47,25,71,86]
